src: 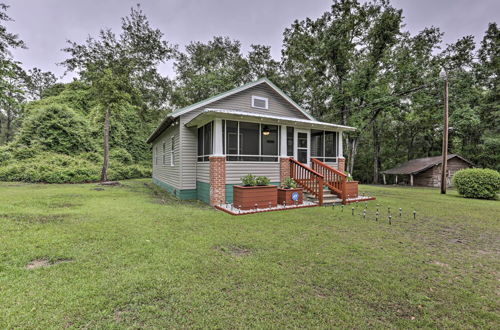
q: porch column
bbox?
[383,174,386,185]
[337,131,345,173]
[279,125,290,183]
[395,175,398,184]
[410,174,414,186]
[213,118,224,156]
[209,156,226,206]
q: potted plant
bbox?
[278,177,303,206]
[233,174,277,210]
[345,172,358,198]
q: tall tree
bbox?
[24,67,57,100]
[62,5,174,181]
[0,3,26,144]
[282,0,402,180]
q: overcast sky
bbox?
[4,0,499,82]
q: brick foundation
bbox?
[338,157,346,173]
[279,157,291,184]
[209,156,226,206]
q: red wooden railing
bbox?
[289,158,324,205]
[311,158,347,205]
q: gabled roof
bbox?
[185,108,356,131]
[382,154,474,175]
[147,78,316,143]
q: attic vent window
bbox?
[252,96,268,110]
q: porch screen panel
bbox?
[226,120,238,160]
[203,122,213,157]
[261,125,278,162]
[287,127,294,157]
[239,122,259,161]
[324,131,337,162]
[311,129,324,162]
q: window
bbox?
[225,120,278,162]
[251,96,268,109]
[197,121,213,161]
[162,142,166,165]
[310,130,338,162]
[154,145,158,165]
[287,127,294,156]
[171,136,175,166]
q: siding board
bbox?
[152,124,180,189]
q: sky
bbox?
[4,0,499,82]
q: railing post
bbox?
[318,176,324,206]
[341,175,347,205]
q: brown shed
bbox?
[382,154,474,187]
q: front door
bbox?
[295,130,310,164]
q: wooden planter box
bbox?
[345,181,358,198]
[277,188,303,206]
[233,185,278,210]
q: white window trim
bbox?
[251,95,268,110]
[170,136,175,166]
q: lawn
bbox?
[0,180,498,328]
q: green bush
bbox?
[110,147,134,165]
[241,174,256,186]
[282,177,297,189]
[0,152,152,184]
[256,176,271,186]
[453,168,500,200]
[15,104,95,155]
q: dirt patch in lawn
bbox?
[215,244,253,257]
[0,213,68,223]
[48,202,82,209]
[26,258,73,269]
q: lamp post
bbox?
[439,69,449,194]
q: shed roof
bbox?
[382,154,473,175]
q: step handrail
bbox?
[311,158,347,204]
[289,158,324,205]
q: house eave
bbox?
[184,108,356,131]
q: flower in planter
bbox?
[256,176,271,186]
[241,174,256,186]
[345,171,354,182]
[281,177,297,189]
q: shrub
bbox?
[110,147,134,165]
[241,174,256,186]
[15,104,95,155]
[0,152,152,184]
[256,176,270,186]
[0,153,101,183]
[281,177,297,189]
[453,168,500,200]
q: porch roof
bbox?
[184,108,357,132]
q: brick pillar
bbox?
[338,157,346,173]
[280,157,290,183]
[209,156,226,206]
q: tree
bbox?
[0,3,26,144]
[172,37,281,107]
[282,0,402,181]
[62,5,174,181]
[25,67,57,100]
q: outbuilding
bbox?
[382,154,473,187]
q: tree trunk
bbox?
[5,108,13,143]
[347,137,358,175]
[100,108,110,182]
[372,121,380,184]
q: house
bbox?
[147,78,356,206]
[382,154,474,187]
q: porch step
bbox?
[304,191,343,205]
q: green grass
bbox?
[0,180,498,328]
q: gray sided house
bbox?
[147,78,355,205]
